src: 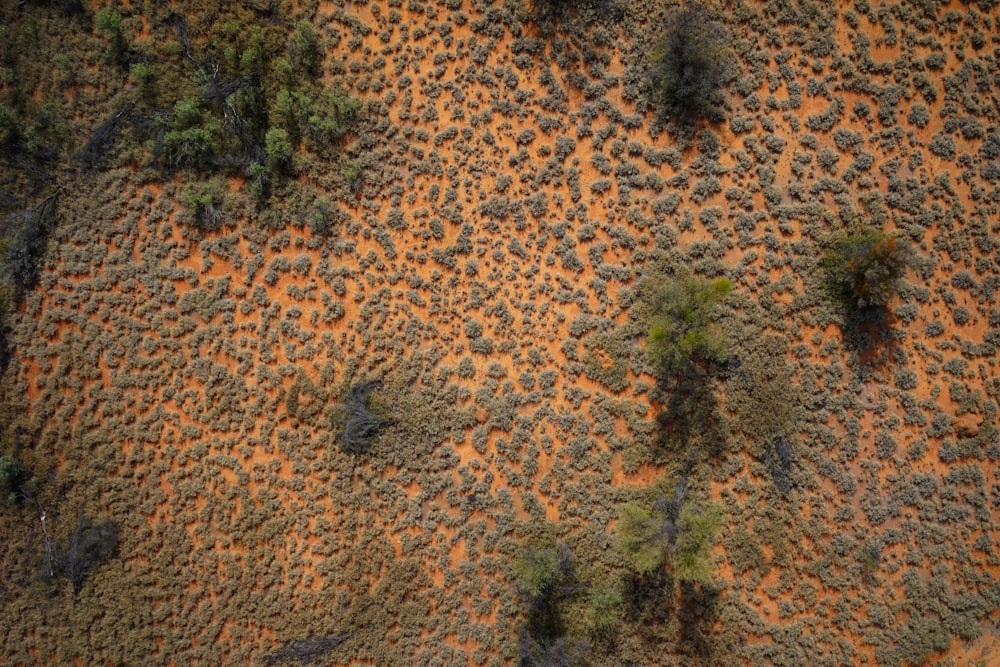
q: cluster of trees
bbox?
[512,481,723,664]
[144,17,359,202]
[13,6,362,210]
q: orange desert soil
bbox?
[6,0,1000,663]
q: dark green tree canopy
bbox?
[821,228,914,312]
[648,2,738,122]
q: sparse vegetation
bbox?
[0,0,996,664]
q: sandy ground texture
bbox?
[1,0,999,664]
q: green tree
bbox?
[161,98,222,170]
[585,583,623,642]
[673,503,723,583]
[514,540,573,601]
[821,228,914,312]
[95,8,129,67]
[0,454,26,504]
[0,103,18,146]
[512,539,581,663]
[265,127,293,174]
[290,21,322,78]
[181,182,225,230]
[648,2,738,122]
[647,275,732,379]
[615,479,722,583]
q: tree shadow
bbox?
[842,306,900,377]
[516,541,588,666]
[654,371,727,468]
[622,566,675,624]
[676,581,721,662]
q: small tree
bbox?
[95,8,129,67]
[262,633,352,666]
[0,103,18,147]
[513,539,583,663]
[821,228,914,313]
[585,584,623,643]
[648,2,738,122]
[514,541,574,601]
[265,127,293,174]
[615,479,722,583]
[181,182,225,230]
[647,275,732,380]
[290,21,322,78]
[160,98,222,170]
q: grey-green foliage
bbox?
[646,275,733,379]
[615,479,723,583]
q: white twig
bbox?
[40,510,54,578]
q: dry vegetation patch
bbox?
[0,0,999,664]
